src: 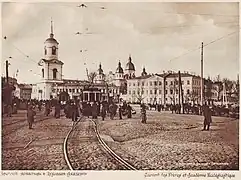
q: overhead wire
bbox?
[3,37,64,78]
[168,30,239,62]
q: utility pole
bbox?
[201,42,204,106]
[6,60,9,84]
[178,71,181,106]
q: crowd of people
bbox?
[3,96,238,130]
[146,102,239,118]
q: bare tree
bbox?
[88,72,97,84]
[223,78,234,100]
[134,87,145,104]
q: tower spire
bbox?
[50,17,54,38]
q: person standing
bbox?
[100,104,106,121]
[141,104,147,124]
[71,102,78,122]
[202,103,212,131]
[7,104,12,117]
[45,101,50,116]
[119,105,123,120]
[92,101,98,119]
[54,101,61,119]
[27,104,36,129]
[127,104,132,118]
[109,103,115,120]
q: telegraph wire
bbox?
[7,2,239,17]
[168,30,239,62]
[3,37,64,78]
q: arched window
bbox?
[42,68,44,78]
[44,46,47,55]
[52,46,56,55]
[53,68,57,79]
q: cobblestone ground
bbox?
[98,110,239,170]
[2,110,73,170]
[68,119,135,170]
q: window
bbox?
[187,80,190,85]
[69,89,72,92]
[170,81,173,85]
[142,82,144,86]
[182,81,184,85]
[154,89,157,94]
[159,90,162,94]
[159,81,162,85]
[150,82,152,86]
[44,46,47,55]
[133,90,135,94]
[129,83,131,87]
[72,89,75,93]
[52,46,56,55]
[42,68,44,78]
[187,89,190,94]
[141,90,144,94]
[137,82,140,86]
[165,90,168,94]
[154,81,157,86]
[53,68,57,79]
[150,98,152,102]
[133,83,135,86]
[165,81,168,85]
[150,90,153,94]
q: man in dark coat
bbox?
[202,103,212,131]
[54,101,61,118]
[7,104,12,117]
[92,102,98,119]
[45,101,51,116]
[119,105,123,120]
[109,103,115,120]
[100,104,106,121]
[141,104,147,124]
[127,104,132,118]
[27,105,36,129]
[71,102,78,122]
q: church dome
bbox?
[98,63,104,75]
[125,55,135,71]
[116,62,124,73]
[45,37,58,44]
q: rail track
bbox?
[63,116,137,170]
[90,119,137,170]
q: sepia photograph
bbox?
[1,1,239,171]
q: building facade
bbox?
[126,72,202,105]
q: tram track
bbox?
[63,115,137,170]
[90,119,137,170]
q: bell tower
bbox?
[36,18,64,100]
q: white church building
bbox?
[31,20,137,101]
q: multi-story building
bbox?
[126,71,202,105]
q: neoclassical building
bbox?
[126,71,202,105]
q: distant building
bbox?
[126,71,202,104]
[16,84,32,100]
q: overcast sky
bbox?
[2,2,239,83]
